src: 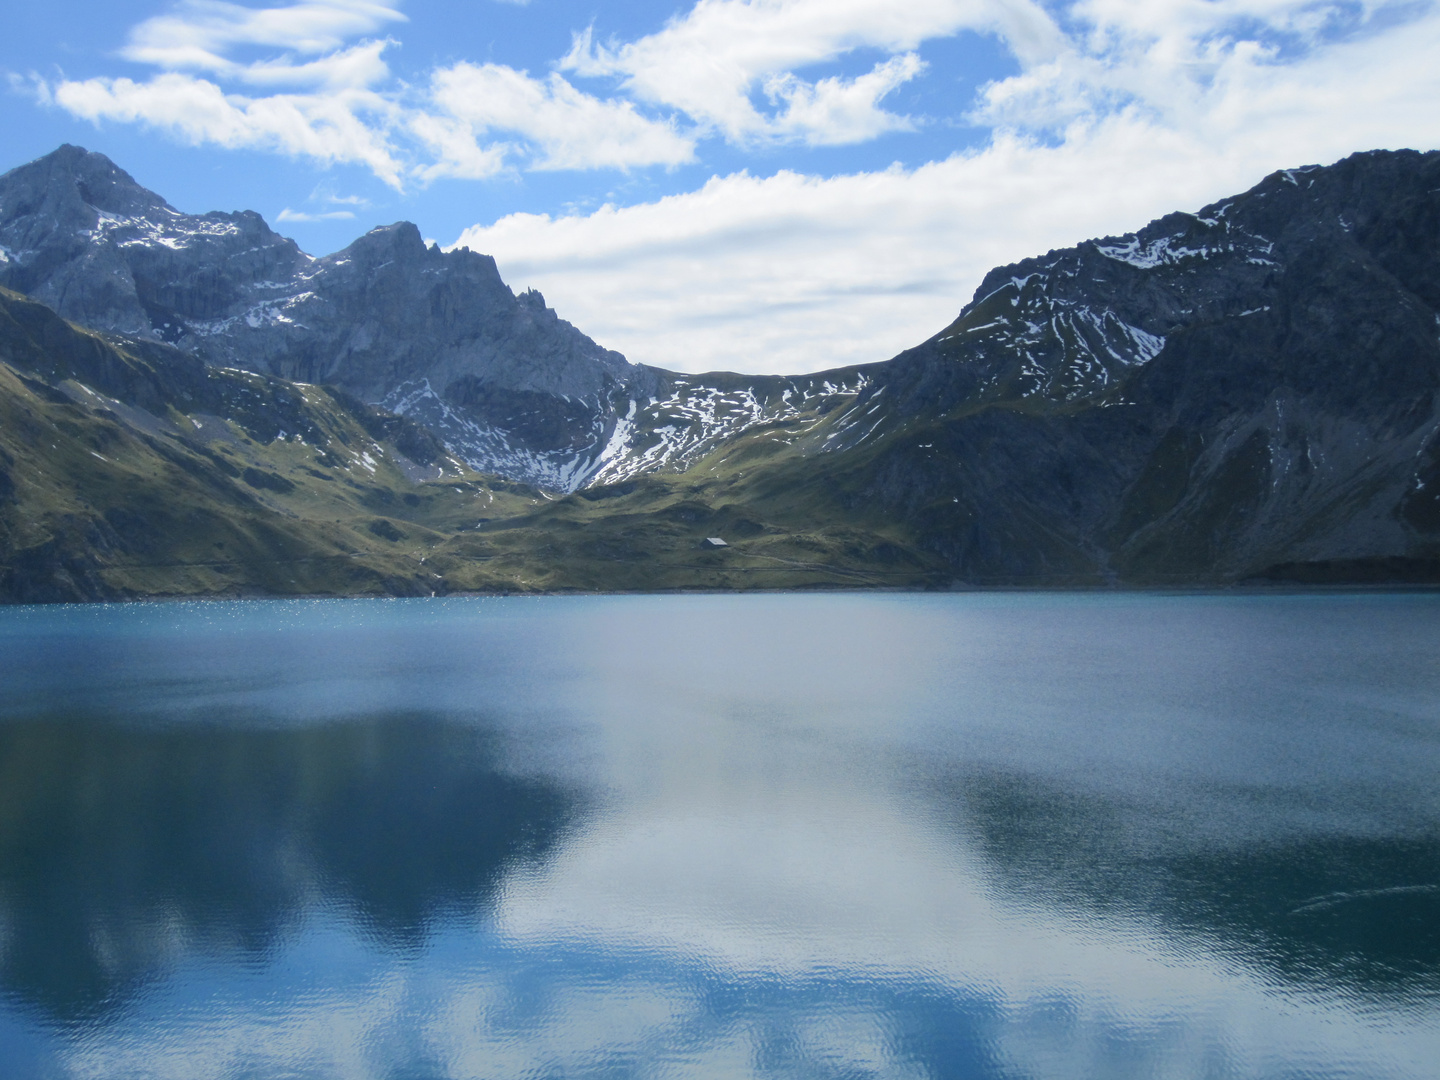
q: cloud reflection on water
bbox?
[0,593,1436,1078]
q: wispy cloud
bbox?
[762,52,926,146]
[119,0,406,77]
[277,206,356,221]
[970,0,1420,136]
[36,0,1431,191]
[51,70,408,187]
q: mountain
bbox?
[498,147,1440,587]
[0,146,958,494]
[0,145,645,488]
[3,144,1440,595]
[0,285,925,601]
[830,149,1440,583]
[0,284,513,601]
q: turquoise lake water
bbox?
[0,592,1436,1079]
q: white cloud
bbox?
[120,0,406,75]
[458,3,1440,374]
[560,0,1062,145]
[405,113,512,180]
[48,1,409,184]
[43,0,700,182]
[276,206,356,221]
[970,0,1419,135]
[53,72,407,187]
[415,62,695,178]
[454,150,1165,375]
[763,52,926,146]
[221,39,396,91]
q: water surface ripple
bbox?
[0,592,1436,1079]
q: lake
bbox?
[0,592,1436,1079]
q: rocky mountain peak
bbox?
[0,144,174,223]
[343,221,432,267]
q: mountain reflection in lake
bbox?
[0,715,584,1020]
[0,593,1437,1079]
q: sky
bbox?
[4,0,1440,375]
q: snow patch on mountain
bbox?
[383,380,609,492]
[1094,222,1276,271]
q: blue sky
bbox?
[5,1,1440,374]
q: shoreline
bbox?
[5,578,1439,608]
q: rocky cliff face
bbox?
[0,145,655,488]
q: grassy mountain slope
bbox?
[438,418,951,593]
[8,262,1434,601]
[1,289,938,600]
[0,288,535,601]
